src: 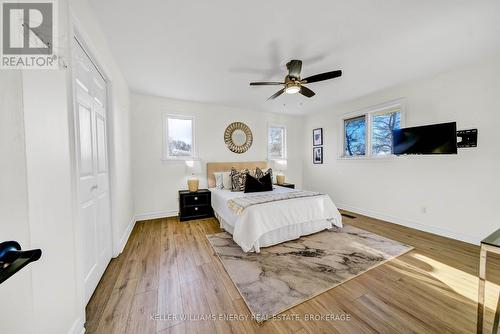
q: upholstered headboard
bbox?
[206,161,268,188]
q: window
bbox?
[341,100,404,158]
[268,125,286,159]
[344,116,366,156]
[371,108,401,156]
[163,114,195,159]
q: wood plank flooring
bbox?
[85,212,500,334]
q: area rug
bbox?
[207,224,413,322]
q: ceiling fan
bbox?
[250,59,342,100]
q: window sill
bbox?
[162,156,196,162]
[337,154,402,161]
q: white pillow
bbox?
[221,171,231,190]
[213,172,224,189]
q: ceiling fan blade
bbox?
[250,82,284,86]
[302,70,342,84]
[267,88,285,100]
[300,86,315,98]
[286,60,302,79]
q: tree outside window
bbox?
[371,111,401,156]
[268,126,286,159]
[344,116,366,156]
[164,115,194,159]
[342,102,403,158]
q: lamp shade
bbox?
[185,160,201,175]
[273,159,288,171]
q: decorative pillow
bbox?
[221,171,231,190]
[230,168,238,191]
[239,169,250,191]
[244,173,273,193]
[255,167,273,181]
[213,172,224,189]
[230,168,250,191]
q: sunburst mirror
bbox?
[224,122,253,154]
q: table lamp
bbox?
[274,159,288,185]
[185,160,202,192]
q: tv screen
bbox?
[392,122,457,155]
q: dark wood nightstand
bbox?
[274,183,295,189]
[178,189,213,222]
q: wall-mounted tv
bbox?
[392,122,457,155]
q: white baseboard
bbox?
[113,216,136,257]
[135,210,178,222]
[68,317,85,334]
[337,203,480,245]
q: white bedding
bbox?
[210,186,342,252]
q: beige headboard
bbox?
[207,161,268,188]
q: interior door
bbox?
[73,38,112,304]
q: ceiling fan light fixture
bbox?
[250,59,342,100]
[285,84,300,94]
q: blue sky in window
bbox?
[344,117,366,156]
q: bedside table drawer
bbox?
[178,189,213,222]
[183,193,209,206]
[183,205,210,217]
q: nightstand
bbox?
[178,189,213,222]
[274,183,295,189]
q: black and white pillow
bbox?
[230,168,250,192]
[230,168,239,191]
[255,167,273,181]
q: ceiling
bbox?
[88,0,500,114]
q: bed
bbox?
[207,161,342,252]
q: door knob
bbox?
[90,184,98,191]
[0,241,42,284]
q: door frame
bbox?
[66,10,117,325]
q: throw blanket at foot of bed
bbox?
[228,190,323,215]
[226,190,342,252]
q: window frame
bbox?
[339,99,406,160]
[267,124,287,161]
[162,113,196,161]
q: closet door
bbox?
[73,38,112,304]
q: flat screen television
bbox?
[392,122,457,155]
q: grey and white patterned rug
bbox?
[207,224,413,322]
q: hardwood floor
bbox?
[85,212,500,334]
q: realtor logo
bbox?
[1,0,58,69]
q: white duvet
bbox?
[210,186,342,252]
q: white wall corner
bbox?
[113,216,136,257]
[135,210,178,222]
[337,203,481,245]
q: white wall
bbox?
[303,55,500,244]
[0,72,35,334]
[131,93,304,219]
[0,70,82,334]
[22,70,79,334]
